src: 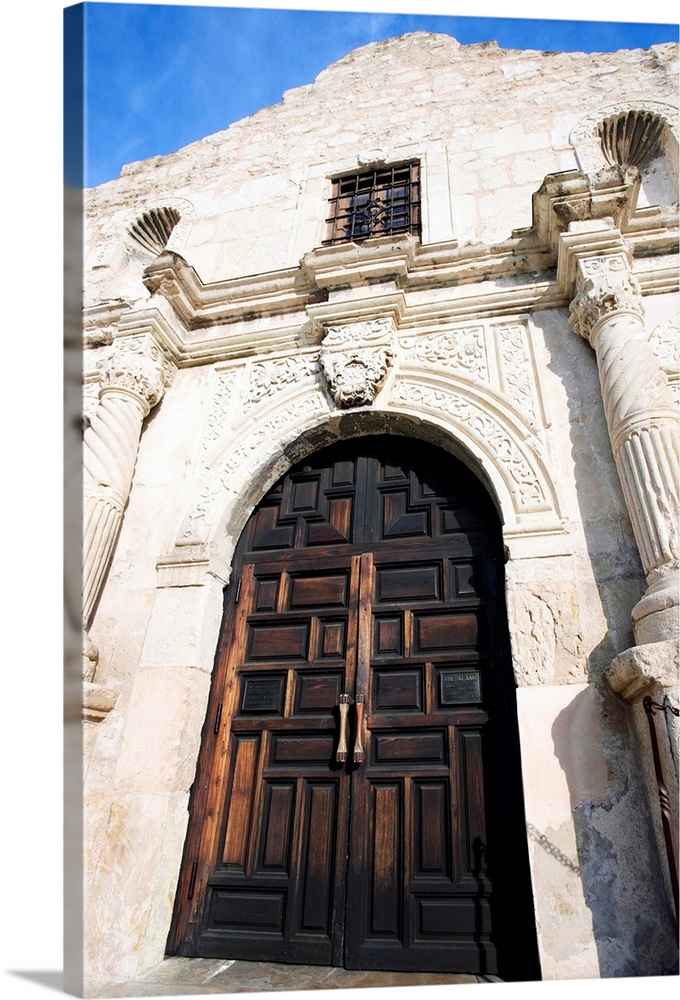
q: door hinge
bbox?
[214,702,223,735]
[187,860,198,900]
[234,578,242,604]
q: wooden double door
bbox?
[169,436,539,979]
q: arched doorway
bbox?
[168,435,540,980]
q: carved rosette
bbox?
[320,319,394,408]
[82,333,174,687]
[569,252,679,642]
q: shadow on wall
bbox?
[551,687,679,977]
[532,308,644,681]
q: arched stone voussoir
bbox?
[388,371,564,533]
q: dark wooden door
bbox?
[169,437,539,979]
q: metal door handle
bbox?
[336,693,353,762]
[353,693,366,763]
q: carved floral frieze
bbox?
[495,324,536,424]
[400,326,488,380]
[202,369,239,451]
[245,356,319,410]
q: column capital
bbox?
[98,332,174,414]
[569,254,644,344]
[556,219,631,297]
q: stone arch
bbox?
[569,101,679,206]
[168,376,564,583]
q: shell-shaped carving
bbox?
[597,110,666,169]
[128,206,181,255]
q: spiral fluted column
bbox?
[82,333,171,680]
[569,247,679,645]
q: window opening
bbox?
[323,162,421,246]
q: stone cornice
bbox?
[82,169,678,367]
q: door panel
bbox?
[169,437,540,980]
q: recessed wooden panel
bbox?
[272,733,335,765]
[373,731,446,765]
[248,621,309,661]
[250,504,295,550]
[461,731,487,874]
[416,897,491,937]
[376,564,440,603]
[306,496,353,545]
[374,669,422,711]
[222,736,260,867]
[453,562,478,597]
[295,671,343,713]
[291,478,320,512]
[255,576,280,611]
[414,781,450,877]
[298,783,336,934]
[370,783,402,937]
[319,620,346,659]
[241,675,285,714]
[260,782,295,870]
[289,572,348,609]
[414,612,478,653]
[374,615,402,656]
[332,459,355,486]
[382,490,429,538]
[209,889,285,933]
[439,669,482,706]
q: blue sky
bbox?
[77,1,679,188]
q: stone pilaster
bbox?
[560,224,679,646]
[82,333,173,696]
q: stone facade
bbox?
[76,33,679,989]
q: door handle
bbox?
[353,693,366,764]
[336,693,353,762]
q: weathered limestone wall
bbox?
[81,31,679,988]
[84,33,679,292]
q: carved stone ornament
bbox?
[569,253,644,344]
[98,333,174,412]
[323,317,394,350]
[321,348,393,408]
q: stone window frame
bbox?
[321,160,421,246]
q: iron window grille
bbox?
[323,162,421,246]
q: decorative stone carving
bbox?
[569,101,678,175]
[391,379,549,511]
[569,253,644,341]
[649,316,680,402]
[401,326,488,380]
[320,348,393,408]
[97,332,173,408]
[495,323,537,423]
[567,242,679,644]
[245,356,319,410]
[180,394,327,543]
[323,317,394,349]
[202,368,239,450]
[128,206,181,255]
[320,318,394,409]
[83,333,175,692]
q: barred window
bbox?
[323,162,421,246]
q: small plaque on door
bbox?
[439,669,481,705]
[241,676,285,713]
